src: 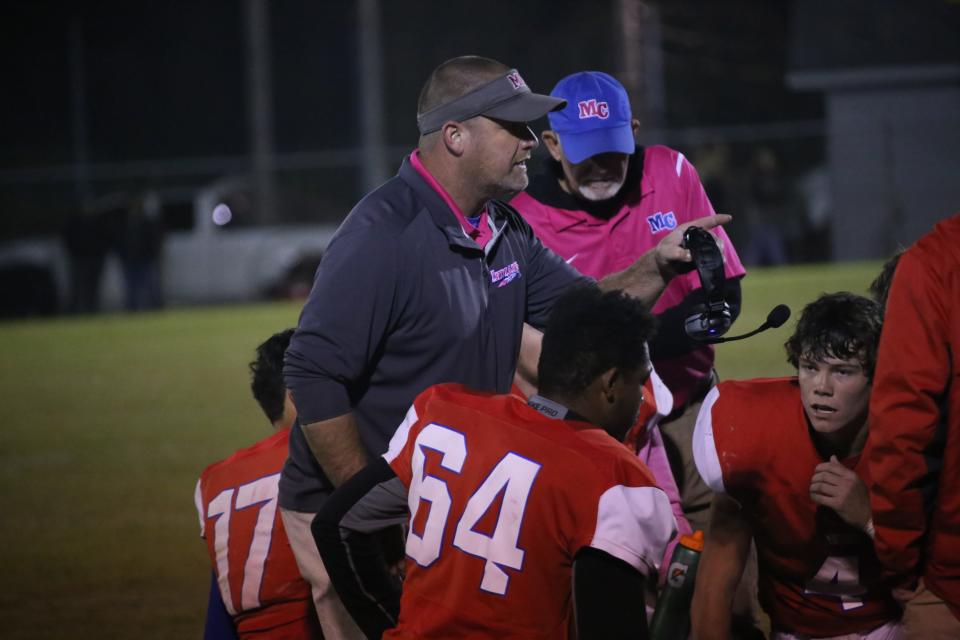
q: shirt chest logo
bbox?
[490,261,521,288]
[646,211,677,234]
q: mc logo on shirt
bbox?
[646,211,677,234]
[577,99,610,120]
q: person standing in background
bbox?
[118,190,164,311]
[62,203,111,314]
[867,213,960,639]
[511,71,745,536]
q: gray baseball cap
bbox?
[417,69,566,135]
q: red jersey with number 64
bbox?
[381,384,677,639]
[693,378,901,636]
[195,428,314,639]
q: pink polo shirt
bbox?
[410,150,493,249]
[512,145,746,406]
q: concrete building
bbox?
[787,0,960,260]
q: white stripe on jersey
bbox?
[383,403,420,464]
[591,484,677,576]
[675,152,685,177]
[692,385,725,494]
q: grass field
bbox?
[0,261,881,639]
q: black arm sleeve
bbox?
[573,548,649,640]
[311,458,405,640]
[649,276,742,361]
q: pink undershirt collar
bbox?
[410,150,492,249]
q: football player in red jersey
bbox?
[312,285,677,639]
[691,293,903,639]
[195,329,321,639]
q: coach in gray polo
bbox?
[279,55,727,639]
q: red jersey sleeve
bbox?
[576,434,677,576]
[624,367,673,449]
[692,380,779,496]
[867,214,960,605]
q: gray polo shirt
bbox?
[279,156,588,511]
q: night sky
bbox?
[0,0,840,237]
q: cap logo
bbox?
[506,71,526,90]
[577,99,609,120]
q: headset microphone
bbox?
[697,304,791,344]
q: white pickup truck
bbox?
[0,179,339,314]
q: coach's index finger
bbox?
[676,214,732,255]
[684,213,732,231]
[662,214,733,266]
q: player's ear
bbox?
[631,118,641,137]
[441,121,467,157]
[541,130,564,163]
[599,367,620,404]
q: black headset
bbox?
[680,226,792,344]
[681,226,733,341]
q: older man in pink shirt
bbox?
[512,71,745,537]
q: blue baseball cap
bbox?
[546,71,635,164]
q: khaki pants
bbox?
[903,581,960,640]
[660,396,715,534]
[280,508,365,640]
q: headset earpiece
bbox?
[682,227,732,341]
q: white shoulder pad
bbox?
[383,403,419,464]
[692,386,726,494]
[194,478,205,538]
[649,368,673,419]
[590,485,677,576]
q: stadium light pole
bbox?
[243,0,278,224]
[68,17,91,204]
[616,0,666,133]
[357,0,388,193]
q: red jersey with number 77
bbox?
[381,383,677,639]
[693,378,901,636]
[195,428,315,639]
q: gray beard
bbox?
[576,179,626,202]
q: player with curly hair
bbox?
[691,293,903,640]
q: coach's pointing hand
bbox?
[598,214,732,306]
[655,214,732,278]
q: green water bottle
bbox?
[649,530,704,640]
